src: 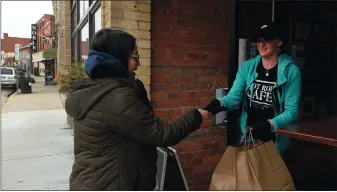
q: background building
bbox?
[32,14,57,76]
[1,33,30,66]
[19,45,32,72]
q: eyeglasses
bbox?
[131,54,140,63]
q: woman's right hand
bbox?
[197,109,211,120]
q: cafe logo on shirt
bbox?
[247,79,276,109]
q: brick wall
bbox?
[19,46,31,61]
[36,14,54,52]
[102,0,152,98]
[1,33,30,53]
[151,0,230,190]
[1,33,30,65]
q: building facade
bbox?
[70,0,99,62]
[53,0,337,190]
[53,0,229,190]
[19,45,31,71]
[1,33,30,65]
[36,14,56,51]
[32,14,57,76]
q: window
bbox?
[71,0,100,62]
[89,0,96,5]
[94,7,102,33]
[1,68,14,75]
[71,8,77,33]
[79,1,90,20]
[80,22,89,62]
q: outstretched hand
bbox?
[197,109,211,120]
[203,99,223,115]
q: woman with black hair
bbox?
[65,28,209,190]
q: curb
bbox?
[1,90,17,106]
[7,91,17,100]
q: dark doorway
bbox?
[227,1,337,142]
[227,1,337,190]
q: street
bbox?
[2,88,16,106]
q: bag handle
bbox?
[240,127,263,149]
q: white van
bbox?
[1,67,17,88]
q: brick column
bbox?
[63,0,71,66]
[53,0,72,126]
[54,0,71,69]
[63,0,72,126]
[101,0,151,98]
[55,1,64,73]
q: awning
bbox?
[32,48,57,62]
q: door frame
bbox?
[228,0,276,88]
[228,0,330,87]
[226,0,335,145]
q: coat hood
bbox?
[84,50,129,78]
[66,49,134,120]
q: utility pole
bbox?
[28,41,33,79]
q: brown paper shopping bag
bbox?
[209,145,237,190]
[209,128,295,190]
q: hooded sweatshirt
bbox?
[218,54,302,152]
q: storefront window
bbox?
[79,1,90,20]
[94,7,101,33]
[71,9,77,33]
[89,0,96,5]
[80,22,89,62]
[71,0,100,62]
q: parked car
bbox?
[1,67,17,88]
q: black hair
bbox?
[90,28,136,69]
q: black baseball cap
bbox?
[256,22,281,41]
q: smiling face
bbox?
[257,38,283,58]
[128,45,140,78]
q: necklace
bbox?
[264,63,277,77]
[266,69,269,76]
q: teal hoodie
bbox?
[218,54,302,152]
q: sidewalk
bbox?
[2,76,64,113]
[2,76,73,190]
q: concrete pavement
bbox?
[2,77,63,113]
[1,76,73,190]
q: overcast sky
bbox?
[1,1,54,38]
